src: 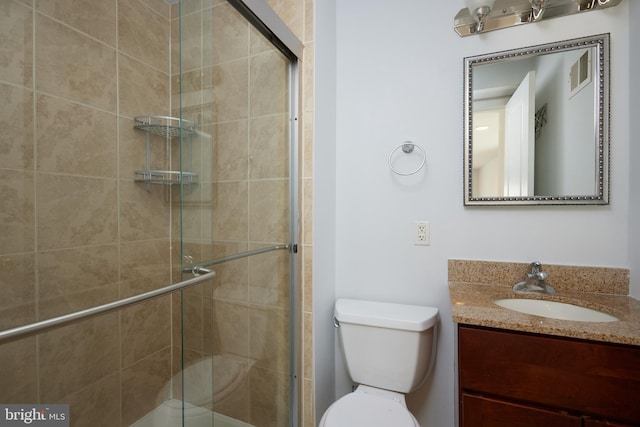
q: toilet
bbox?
[319,299,439,427]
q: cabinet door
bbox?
[458,325,640,424]
[461,394,581,427]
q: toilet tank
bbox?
[334,299,439,394]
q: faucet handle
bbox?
[527,261,542,273]
[526,261,547,280]
[535,271,548,281]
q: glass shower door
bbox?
[177,1,297,426]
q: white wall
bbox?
[313,0,338,420]
[629,2,640,299]
[315,2,634,427]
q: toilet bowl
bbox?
[319,299,439,427]
[319,385,419,427]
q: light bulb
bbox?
[464,0,495,12]
[464,0,495,32]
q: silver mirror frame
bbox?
[463,34,610,206]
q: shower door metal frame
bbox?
[287,58,301,427]
[228,0,304,60]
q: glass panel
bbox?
[1,0,182,425]
[178,1,293,426]
[0,0,294,426]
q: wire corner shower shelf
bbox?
[133,115,198,190]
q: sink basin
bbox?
[494,299,618,322]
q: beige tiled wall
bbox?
[0,0,175,425]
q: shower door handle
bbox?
[0,271,216,343]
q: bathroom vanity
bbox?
[448,260,640,427]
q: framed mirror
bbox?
[464,34,610,206]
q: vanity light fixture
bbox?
[454,0,623,37]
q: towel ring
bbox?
[388,142,426,176]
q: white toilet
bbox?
[319,299,439,427]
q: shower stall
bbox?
[0,0,302,426]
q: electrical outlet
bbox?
[414,221,430,246]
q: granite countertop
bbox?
[448,260,640,346]
[449,282,640,346]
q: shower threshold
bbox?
[130,399,254,427]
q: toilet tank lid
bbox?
[334,299,439,331]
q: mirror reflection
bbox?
[464,34,609,205]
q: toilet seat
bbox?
[319,389,419,427]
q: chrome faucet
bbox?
[513,261,556,294]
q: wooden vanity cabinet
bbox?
[458,325,640,427]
